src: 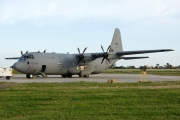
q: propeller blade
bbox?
[77,47,81,54]
[44,49,47,53]
[83,47,87,54]
[77,58,82,65]
[106,45,111,52]
[101,45,104,52]
[26,50,29,53]
[101,57,105,64]
[21,51,23,55]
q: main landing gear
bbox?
[78,71,90,78]
[61,74,89,78]
[83,75,89,78]
[61,75,72,78]
[79,74,89,78]
[26,74,34,79]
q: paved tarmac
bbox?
[0,74,180,83]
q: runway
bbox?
[1,74,180,83]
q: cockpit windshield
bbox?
[18,54,34,62]
[23,54,34,59]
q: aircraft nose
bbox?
[13,62,23,72]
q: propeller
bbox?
[77,47,87,65]
[44,49,47,53]
[21,51,23,55]
[101,45,111,64]
[20,50,28,55]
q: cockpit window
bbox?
[23,54,34,59]
[28,54,34,59]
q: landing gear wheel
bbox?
[67,75,72,78]
[6,76,10,80]
[79,71,83,78]
[62,75,66,78]
[83,75,90,78]
[26,74,34,79]
[26,74,30,78]
[79,74,83,78]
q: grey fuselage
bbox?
[13,52,118,76]
[10,28,173,78]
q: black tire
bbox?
[26,74,30,78]
[67,75,72,78]
[84,75,90,78]
[62,75,66,78]
[6,76,10,80]
[79,74,83,77]
[79,71,83,78]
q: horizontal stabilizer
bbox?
[116,49,174,56]
[119,56,149,60]
[5,57,20,60]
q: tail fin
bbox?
[109,28,123,52]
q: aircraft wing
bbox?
[119,56,149,60]
[81,49,173,63]
[116,49,174,55]
[90,49,173,58]
[5,57,20,59]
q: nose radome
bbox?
[13,62,22,72]
[13,62,17,70]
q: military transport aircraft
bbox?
[5,28,173,78]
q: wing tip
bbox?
[162,49,174,51]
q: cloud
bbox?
[0,0,180,26]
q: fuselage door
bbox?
[41,65,46,73]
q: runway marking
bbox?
[0,82,18,90]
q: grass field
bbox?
[0,81,180,120]
[0,82,5,85]
[103,69,180,76]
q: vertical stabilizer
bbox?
[109,28,123,52]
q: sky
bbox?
[0,0,180,68]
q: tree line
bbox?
[111,63,180,69]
